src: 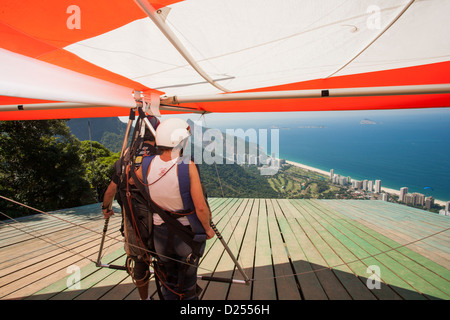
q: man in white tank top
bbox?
[136,118,214,300]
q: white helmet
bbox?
[155,118,191,148]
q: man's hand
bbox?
[102,206,114,219]
[205,226,215,240]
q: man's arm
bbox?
[102,181,117,219]
[189,162,215,239]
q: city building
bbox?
[363,180,368,191]
[425,196,434,210]
[405,192,425,206]
[368,180,374,192]
[415,193,425,206]
[399,187,408,202]
[374,180,382,193]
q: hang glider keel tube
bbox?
[161,84,450,105]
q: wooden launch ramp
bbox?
[1,199,449,300]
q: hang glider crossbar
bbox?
[160,84,450,105]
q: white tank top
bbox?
[147,155,189,226]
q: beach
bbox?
[286,160,447,206]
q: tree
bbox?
[78,140,120,202]
[0,120,95,218]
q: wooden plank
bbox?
[252,199,277,300]
[0,218,122,279]
[275,199,328,300]
[325,200,450,263]
[300,200,402,300]
[319,201,450,300]
[299,200,380,300]
[312,200,428,300]
[267,199,301,300]
[198,198,240,282]
[287,200,352,300]
[0,228,123,300]
[227,199,258,300]
[1,198,448,301]
[201,199,249,300]
[0,204,122,273]
[26,248,126,300]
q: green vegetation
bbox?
[198,163,278,198]
[67,117,128,152]
[0,120,122,219]
[265,164,343,199]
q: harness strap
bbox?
[131,159,206,258]
[142,155,206,246]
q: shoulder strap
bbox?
[141,154,156,195]
[177,156,195,211]
[177,156,206,242]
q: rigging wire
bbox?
[0,194,212,274]
[327,0,416,78]
[0,210,98,265]
[257,224,450,284]
[1,192,449,288]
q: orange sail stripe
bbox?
[235,61,450,93]
[0,1,183,53]
[177,61,450,113]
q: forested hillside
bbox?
[1,117,337,219]
[1,118,278,218]
[198,163,278,198]
[0,120,102,218]
[67,117,128,153]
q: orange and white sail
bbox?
[1,0,449,120]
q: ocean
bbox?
[198,107,450,202]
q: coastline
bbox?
[286,160,447,206]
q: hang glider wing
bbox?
[1,0,449,120]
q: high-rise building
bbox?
[368,180,374,192]
[363,180,368,191]
[330,169,334,180]
[399,187,408,202]
[356,181,363,189]
[374,180,381,193]
[445,201,450,214]
[425,196,434,210]
[414,193,425,206]
[405,192,425,206]
[339,176,348,186]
